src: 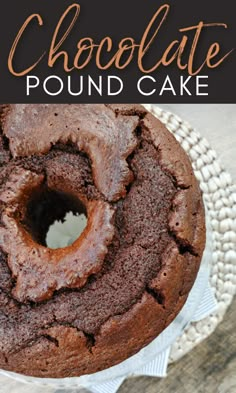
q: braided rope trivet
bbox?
[145,104,236,362]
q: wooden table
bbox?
[118,105,236,393]
[118,298,236,393]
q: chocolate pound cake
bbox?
[0,104,205,378]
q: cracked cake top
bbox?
[0,104,205,378]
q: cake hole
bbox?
[46,211,87,249]
[23,188,87,249]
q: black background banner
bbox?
[0,0,235,103]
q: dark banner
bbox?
[0,0,235,103]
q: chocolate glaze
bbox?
[0,104,205,378]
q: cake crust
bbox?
[0,104,205,378]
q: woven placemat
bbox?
[145,104,236,362]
